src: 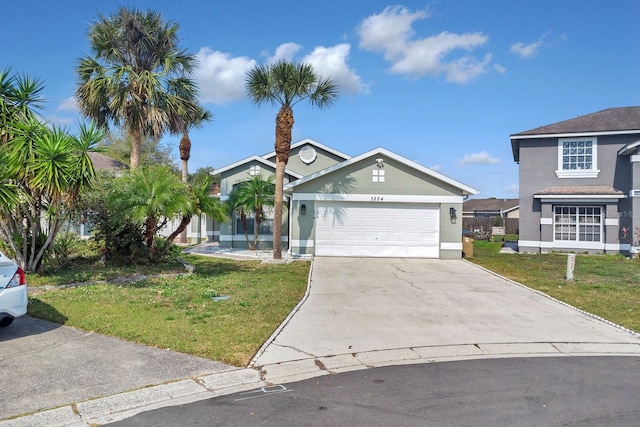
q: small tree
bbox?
[160,175,228,257]
[0,119,103,271]
[227,174,275,250]
[107,165,189,260]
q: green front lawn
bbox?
[470,241,640,333]
[28,255,310,366]
[26,242,639,368]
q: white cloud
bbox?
[458,151,500,165]
[267,42,301,64]
[57,97,77,112]
[195,42,367,104]
[509,40,544,59]
[358,6,491,83]
[494,63,506,74]
[302,44,369,94]
[429,164,441,171]
[195,47,257,104]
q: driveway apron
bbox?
[254,257,640,365]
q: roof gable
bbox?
[284,147,478,195]
[262,138,351,162]
[212,155,302,179]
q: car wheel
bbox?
[0,316,14,327]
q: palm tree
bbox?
[245,61,338,259]
[108,165,189,260]
[176,107,212,243]
[161,175,228,256]
[230,174,275,250]
[75,7,201,169]
[226,187,252,249]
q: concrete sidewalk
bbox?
[2,255,640,426]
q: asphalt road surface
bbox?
[109,356,640,426]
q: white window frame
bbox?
[249,165,261,176]
[553,205,603,243]
[556,137,599,178]
[372,169,385,183]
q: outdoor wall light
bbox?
[449,207,457,220]
[376,158,384,168]
[300,204,307,215]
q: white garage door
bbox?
[315,202,440,258]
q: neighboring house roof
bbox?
[261,138,351,162]
[463,198,519,213]
[88,152,126,172]
[284,147,478,195]
[533,185,625,198]
[511,106,640,162]
[212,155,303,179]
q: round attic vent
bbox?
[299,146,317,164]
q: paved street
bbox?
[109,356,640,427]
[2,255,639,425]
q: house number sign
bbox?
[371,196,384,201]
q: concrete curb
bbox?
[4,343,640,426]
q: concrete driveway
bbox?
[252,257,640,381]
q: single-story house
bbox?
[213,139,478,259]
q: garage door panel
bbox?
[315,202,440,258]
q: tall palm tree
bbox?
[230,174,275,250]
[178,107,212,183]
[176,106,212,243]
[245,61,338,259]
[75,7,200,169]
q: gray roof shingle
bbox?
[512,107,640,137]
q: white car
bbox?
[0,251,27,327]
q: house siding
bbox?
[517,133,637,253]
[288,156,467,258]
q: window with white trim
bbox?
[249,165,261,175]
[554,206,602,242]
[556,137,598,178]
[372,169,385,182]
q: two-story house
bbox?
[511,106,640,254]
[213,138,478,259]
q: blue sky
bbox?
[2,1,639,198]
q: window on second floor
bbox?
[556,137,598,178]
[249,165,261,175]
